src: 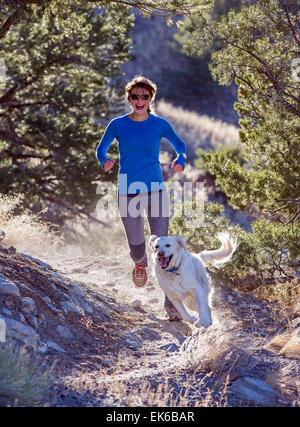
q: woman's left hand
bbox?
[171,161,183,173]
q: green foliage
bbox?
[170,200,300,280]
[177,0,300,221]
[173,0,300,280]
[195,142,246,173]
[0,340,52,406]
[170,201,233,253]
[0,3,133,223]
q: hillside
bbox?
[0,232,299,407]
[121,13,239,125]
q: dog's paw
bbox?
[194,319,212,328]
[188,316,198,325]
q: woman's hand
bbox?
[104,159,115,172]
[171,161,183,173]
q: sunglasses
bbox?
[129,94,151,101]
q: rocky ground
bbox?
[0,240,299,407]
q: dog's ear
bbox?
[149,235,158,249]
[176,236,187,250]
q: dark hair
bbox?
[125,75,157,113]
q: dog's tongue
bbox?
[159,257,169,268]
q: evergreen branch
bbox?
[0,129,36,149]
[283,2,300,48]
[0,84,19,104]
[0,8,20,39]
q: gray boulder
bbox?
[0,274,21,298]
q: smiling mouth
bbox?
[136,105,144,110]
[158,254,172,269]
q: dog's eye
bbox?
[166,244,170,247]
[155,245,159,249]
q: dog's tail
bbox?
[199,232,238,267]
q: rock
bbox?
[101,358,110,367]
[18,313,26,323]
[56,325,74,339]
[42,296,65,317]
[26,315,38,329]
[291,318,300,329]
[159,343,179,352]
[46,340,65,353]
[131,299,142,308]
[1,308,12,317]
[37,340,48,354]
[122,331,143,351]
[61,300,83,316]
[21,297,37,315]
[229,376,277,406]
[0,315,38,349]
[21,253,53,270]
[0,274,21,297]
[140,327,161,341]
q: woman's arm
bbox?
[162,119,187,171]
[95,120,117,170]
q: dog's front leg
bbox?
[171,299,198,325]
[193,287,212,328]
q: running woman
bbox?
[96,75,187,321]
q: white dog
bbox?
[149,233,238,328]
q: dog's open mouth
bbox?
[158,255,172,269]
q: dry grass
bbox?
[63,355,230,407]
[0,193,62,256]
[156,100,239,153]
[0,340,53,407]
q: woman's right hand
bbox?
[104,159,115,172]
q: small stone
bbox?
[21,297,37,315]
[18,313,26,323]
[291,318,300,329]
[132,299,142,308]
[242,320,250,329]
[249,303,261,310]
[56,325,74,339]
[37,341,48,353]
[61,300,83,316]
[228,295,235,303]
[0,315,38,349]
[0,274,21,298]
[229,376,277,406]
[26,315,38,329]
[100,358,110,367]
[46,340,65,353]
[1,308,12,317]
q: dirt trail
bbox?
[41,246,299,407]
[1,240,299,407]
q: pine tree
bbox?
[0,3,133,223]
[172,0,300,278]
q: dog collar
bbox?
[166,266,180,275]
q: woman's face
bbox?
[128,86,152,116]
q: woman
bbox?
[96,75,187,321]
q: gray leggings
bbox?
[118,190,173,307]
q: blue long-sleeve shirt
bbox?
[96,113,187,194]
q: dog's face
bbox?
[149,235,187,270]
